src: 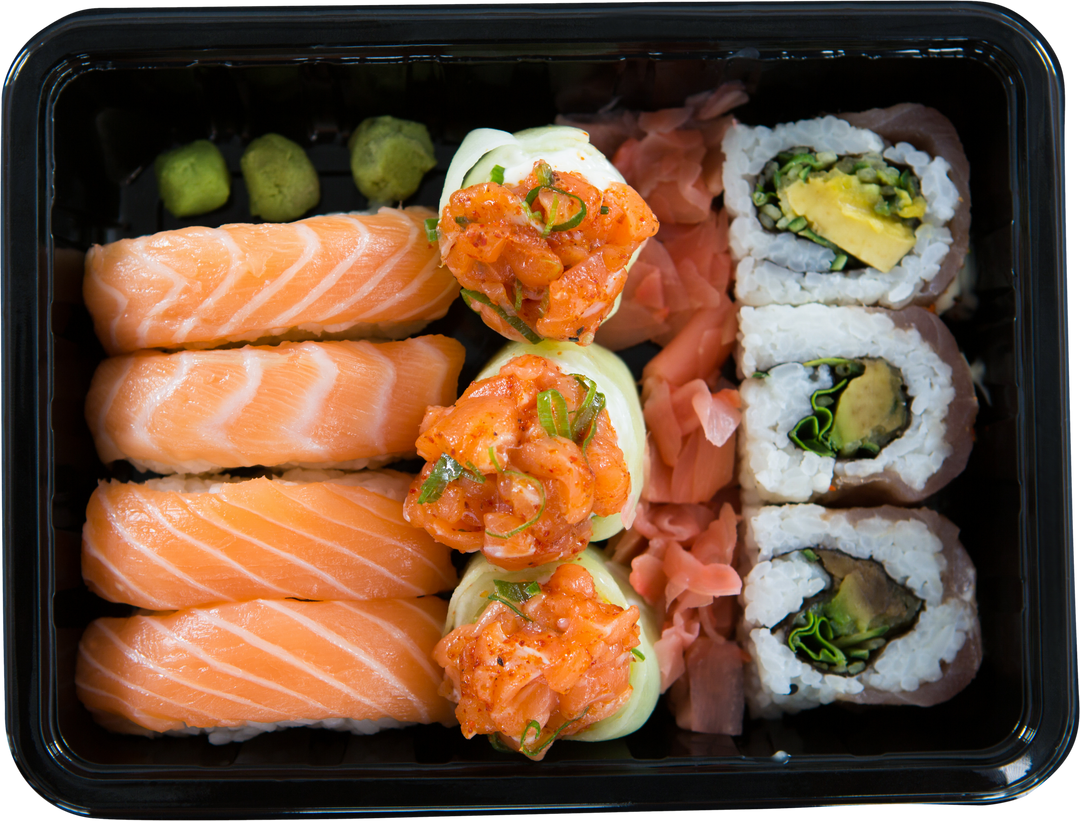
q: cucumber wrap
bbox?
[477,340,646,540]
[445,547,661,743]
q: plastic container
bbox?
[2,2,1073,814]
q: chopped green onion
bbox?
[513,281,524,312]
[786,216,808,233]
[490,164,505,185]
[460,288,542,344]
[600,205,610,215]
[485,592,531,621]
[489,734,514,753]
[519,706,589,758]
[526,185,587,234]
[801,549,820,562]
[417,453,464,504]
[630,647,645,661]
[548,191,587,232]
[424,217,439,244]
[830,253,848,271]
[536,161,554,187]
[752,371,769,379]
[463,461,487,484]
[493,579,542,603]
[542,190,561,235]
[455,215,470,227]
[570,374,606,447]
[537,389,572,439]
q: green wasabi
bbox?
[240,133,320,222]
[347,116,436,203]
[154,140,230,218]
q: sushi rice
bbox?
[723,116,959,308]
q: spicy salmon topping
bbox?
[403,354,631,569]
[433,563,640,760]
[439,160,659,345]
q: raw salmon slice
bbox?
[83,470,458,610]
[76,597,456,742]
[84,207,460,355]
[85,336,466,474]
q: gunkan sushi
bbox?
[434,126,659,345]
[403,340,647,569]
[435,547,660,759]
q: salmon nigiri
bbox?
[82,470,458,610]
[83,207,460,355]
[85,336,466,474]
[76,597,456,743]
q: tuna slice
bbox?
[82,470,458,610]
[75,597,456,743]
[85,336,466,474]
[83,207,461,355]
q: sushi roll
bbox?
[85,335,466,475]
[737,304,977,505]
[75,597,456,743]
[403,340,647,569]
[434,125,659,345]
[83,207,460,355]
[435,547,661,759]
[740,504,981,715]
[82,470,458,610]
[723,105,970,309]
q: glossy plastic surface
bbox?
[2,2,1073,815]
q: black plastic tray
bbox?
[2,3,1074,815]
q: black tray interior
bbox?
[47,50,1021,769]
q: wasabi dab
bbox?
[348,116,437,203]
[154,140,230,218]
[240,133,320,222]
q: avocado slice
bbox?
[828,358,908,457]
[784,550,923,675]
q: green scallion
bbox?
[417,453,464,504]
[460,289,542,344]
[570,374,606,447]
[493,579,542,603]
[490,164,506,185]
[424,217,439,244]
[537,389,572,439]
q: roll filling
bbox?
[740,504,981,715]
